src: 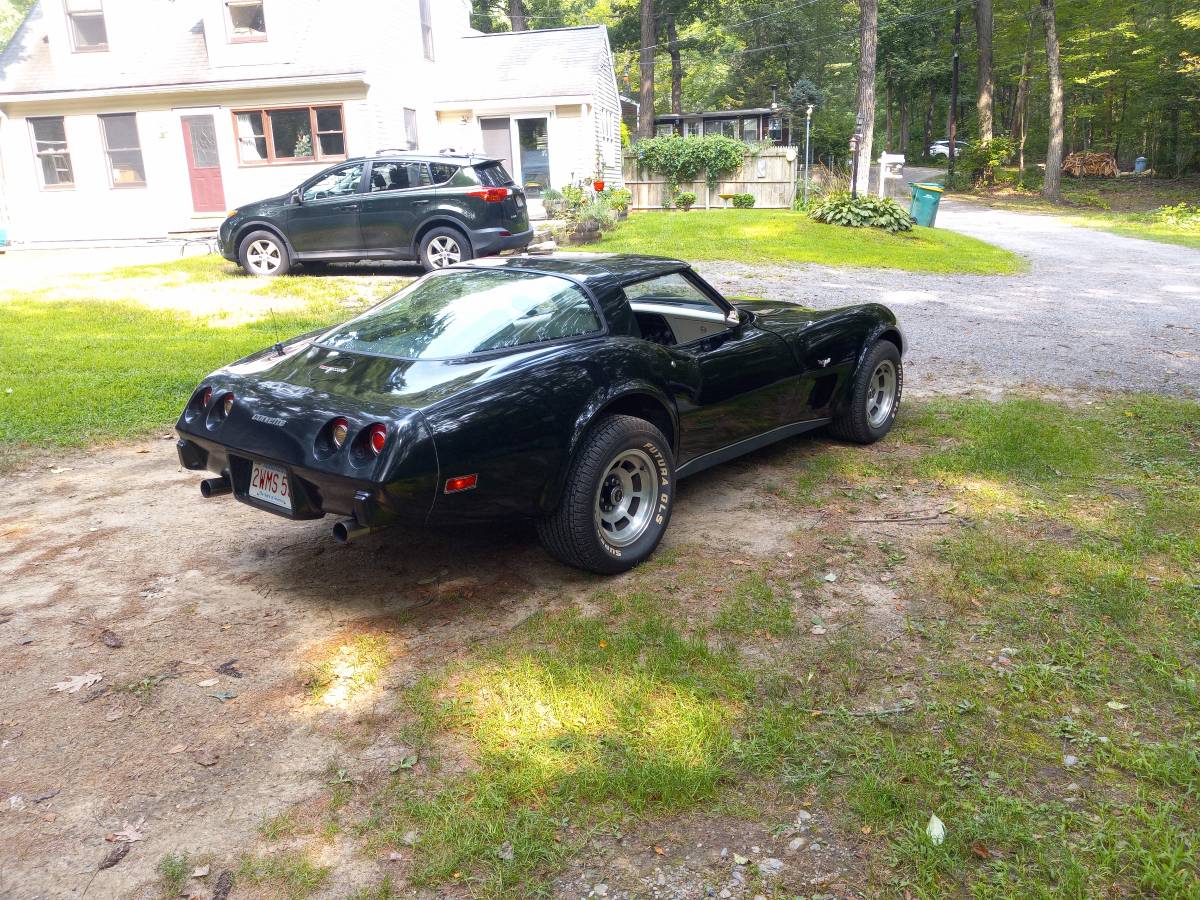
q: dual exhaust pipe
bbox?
[199,475,386,544]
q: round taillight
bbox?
[201,386,212,409]
[222,393,235,417]
[330,417,349,449]
[368,424,387,456]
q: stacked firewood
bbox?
[1061,152,1119,177]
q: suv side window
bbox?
[369,161,432,192]
[429,162,458,185]
[302,163,364,201]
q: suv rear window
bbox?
[475,162,514,187]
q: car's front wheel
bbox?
[537,415,675,574]
[238,230,291,277]
[829,339,902,444]
[419,227,473,271]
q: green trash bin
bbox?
[909,182,945,227]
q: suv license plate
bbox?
[248,461,292,510]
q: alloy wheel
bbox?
[593,448,659,548]
[246,239,282,275]
[426,236,463,268]
[865,360,897,428]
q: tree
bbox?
[664,10,682,115]
[638,0,657,138]
[854,0,879,194]
[1040,0,1064,199]
[1010,12,1037,180]
[508,0,527,31]
[975,0,994,141]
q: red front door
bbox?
[181,115,226,213]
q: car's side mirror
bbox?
[290,189,303,205]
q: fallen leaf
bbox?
[971,842,1000,860]
[810,625,827,635]
[733,853,749,865]
[99,629,123,649]
[52,673,102,694]
[98,842,130,870]
[926,814,946,846]
[212,870,234,900]
[191,864,210,878]
[823,572,838,583]
[106,822,144,843]
[167,743,187,754]
[654,846,665,855]
[196,677,219,688]
[861,825,872,834]
[209,690,237,703]
[216,660,243,679]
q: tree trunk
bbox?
[975,0,993,142]
[1041,0,1064,200]
[854,0,879,194]
[665,11,682,116]
[508,0,526,31]
[637,0,656,139]
[1010,15,1035,145]
[885,75,893,151]
[899,95,911,158]
[924,79,936,161]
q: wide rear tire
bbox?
[537,416,675,574]
[829,340,902,444]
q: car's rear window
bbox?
[475,162,514,187]
[318,270,601,359]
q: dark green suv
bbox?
[219,153,532,276]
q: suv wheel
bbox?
[419,227,473,271]
[238,230,291,277]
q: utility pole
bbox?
[948,7,961,181]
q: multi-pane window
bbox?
[31,117,74,188]
[227,0,266,41]
[100,113,146,187]
[767,116,783,144]
[66,0,107,51]
[741,118,760,142]
[419,0,434,60]
[233,105,346,164]
[403,108,418,151]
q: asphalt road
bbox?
[700,200,1200,399]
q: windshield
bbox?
[318,269,602,359]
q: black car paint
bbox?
[218,155,533,266]
[177,254,902,533]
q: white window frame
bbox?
[99,113,146,189]
[225,0,267,43]
[30,116,74,190]
[65,0,107,53]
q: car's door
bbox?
[358,160,439,254]
[625,272,802,465]
[287,162,365,253]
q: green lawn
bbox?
[0,256,407,467]
[579,209,1024,275]
[272,395,1196,899]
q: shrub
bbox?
[809,192,915,233]
[961,137,1015,186]
[676,191,697,211]
[568,196,617,235]
[1153,202,1200,230]
[635,134,748,193]
[606,188,633,215]
[732,193,756,209]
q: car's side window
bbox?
[429,162,458,185]
[368,161,431,192]
[301,163,363,201]
[625,273,731,348]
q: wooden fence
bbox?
[622,147,798,210]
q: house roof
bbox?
[0,2,363,99]
[435,25,609,105]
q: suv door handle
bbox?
[413,199,430,204]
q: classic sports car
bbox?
[175,254,904,573]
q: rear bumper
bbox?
[470,227,534,257]
[176,435,432,530]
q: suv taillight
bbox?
[466,187,511,203]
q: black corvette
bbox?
[176,254,904,573]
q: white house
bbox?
[0,1,622,243]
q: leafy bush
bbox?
[961,137,1015,186]
[809,192,915,233]
[676,191,697,211]
[635,134,748,192]
[606,188,633,214]
[541,187,566,217]
[568,196,617,234]
[1153,202,1200,230]
[561,184,587,209]
[732,193,756,209]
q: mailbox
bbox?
[878,153,906,198]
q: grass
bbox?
[578,208,1024,274]
[955,171,1200,250]
[237,851,330,898]
[0,256,406,467]
[322,394,1199,897]
[305,634,392,706]
[156,851,190,896]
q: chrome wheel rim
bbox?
[866,360,898,428]
[594,448,658,548]
[426,236,462,268]
[246,239,282,275]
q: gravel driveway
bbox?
[699,202,1200,398]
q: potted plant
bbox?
[593,178,606,192]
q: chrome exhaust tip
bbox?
[200,476,232,498]
[332,517,386,544]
